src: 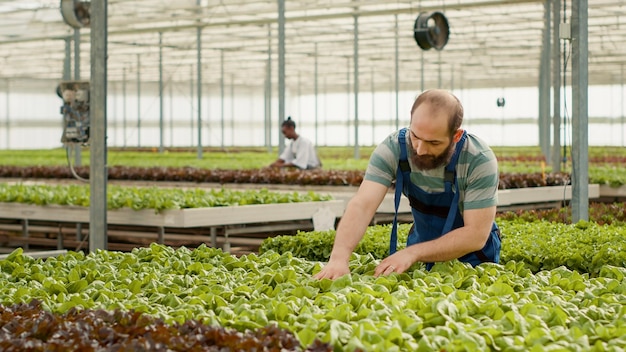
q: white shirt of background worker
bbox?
[270,116,321,170]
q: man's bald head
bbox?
[410,89,463,137]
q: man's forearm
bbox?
[404,223,491,263]
[328,201,372,263]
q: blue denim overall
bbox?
[389,128,501,269]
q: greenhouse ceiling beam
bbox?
[0,0,543,44]
[112,0,542,37]
[104,0,543,34]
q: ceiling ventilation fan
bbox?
[60,0,91,29]
[413,11,450,50]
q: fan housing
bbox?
[414,11,450,50]
[60,0,91,29]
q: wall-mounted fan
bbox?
[60,0,91,29]
[413,11,449,50]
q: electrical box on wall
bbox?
[58,80,90,145]
[559,22,571,40]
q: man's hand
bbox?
[313,260,350,280]
[312,180,389,280]
[374,249,415,276]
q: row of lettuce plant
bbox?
[0,243,624,351]
[0,183,332,212]
[260,219,626,277]
[3,164,626,187]
[0,300,331,351]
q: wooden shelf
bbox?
[0,200,345,228]
[597,184,626,199]
[333,184,602,214]
[0,184,614,254]
[497,184,600,207]
[0,185,605,224]
[0,199,345,253]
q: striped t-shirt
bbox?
[364,129,499,213]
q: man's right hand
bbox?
[312,180,389,280]
[312,260,350,280]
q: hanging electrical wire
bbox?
[66,145,89,183]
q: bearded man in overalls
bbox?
[314,89,501,280]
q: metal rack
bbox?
[0,184,610,254]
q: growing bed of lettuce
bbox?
[0,218,624,351]
[0,146,624,350]
[0,183,333,211]
[1,146,626,187]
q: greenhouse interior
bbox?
[0,0,625,351]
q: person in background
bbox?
[314,89,501,280]
[269,116,321,170]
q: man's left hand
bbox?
[374,249,414,276]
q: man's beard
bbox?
[411,141,456,171]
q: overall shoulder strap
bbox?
[390,128,409,255]
[398,128,410,171]
[443,131,467,189]
[442,131,467,234]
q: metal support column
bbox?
[231,74,235,145]
[571,0,589,222]
[420,51,425,92]
[620,64,626,147]
[314,42,319,146]
[190,65,194,145]
[137,54,141,147]
[323,77,327,145]
[371,68,375,143]
[196,25,203,159]
[394,14,400,130]
[66,37,77,238]
[551,0,562,172]
[62,36,72,182]
[353,14,360,159]
[73,28,82,166]
[538,0,551,161]
[210,227,217,248]
[57,225,64,250]
[22,219,29,251]
[438,52,442,88]
[450,64,454,90]
[74,29,81,80]
[265,24,272,152]
[169,78,174,147]
[158,227,165,244]
[277,0,286,154]
[159,32,164,153]
[123,67,127,148]
[346,58,350,144]
[64,37,71,80]
[220,49,225,149]
[89,0,108,251]
[4,81,9,149]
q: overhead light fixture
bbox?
[60,0,90,29]
[413,11,449,50]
